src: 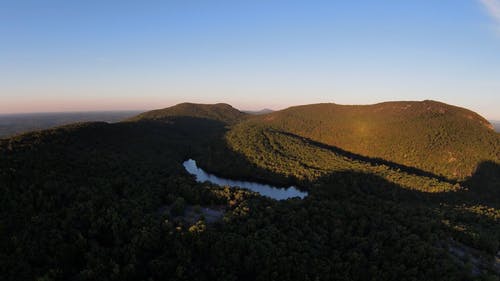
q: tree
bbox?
[171,197,186,216]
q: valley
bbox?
[0,101,499,280]
[183,158,307,200]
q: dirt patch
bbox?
[444,239,500,276]
[158,204,225,224]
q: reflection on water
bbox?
[183,159,308,200]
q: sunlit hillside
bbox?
[241,100,499,180]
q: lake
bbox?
[183,159,308,200]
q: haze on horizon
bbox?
[1,0,500,119]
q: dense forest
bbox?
[245,100,499,180]
[1,102,499,280]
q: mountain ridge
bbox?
[232,100,499,179]
[277,100,493,130]
[129,102,247,124]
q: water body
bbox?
[183,159,308,200]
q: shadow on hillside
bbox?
[191,137,300,188]
[275,130,457,184]
[129,117,300,188]
[119,116,231,159]
[130,116,229,138]
[199,146,500,254]
[310,169,429,201]
[308,168,500,255]
[460,161,500,206]
[310,164,499,206]
[299,159,500,209]
[176,120,499,208]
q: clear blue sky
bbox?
[1,0,500,119]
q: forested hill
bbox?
[1,100,500,280]
[129,102,247,124]
[241,100,499,180]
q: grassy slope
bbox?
[242,100,499,180]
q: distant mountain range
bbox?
[491,120,500,133]
[0,111,141,138]
[243,109,275,115]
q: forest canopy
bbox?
[1,101,499,280]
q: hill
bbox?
[238,100,499,180]
[243,108,274,115]
[1,101,499,280]
[130,102,247,124]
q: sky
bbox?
[1,0,500,119]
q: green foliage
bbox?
[227,123,463,193]
[129,102,247,124]
[170,197,186,216]
[243,100,500,180]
